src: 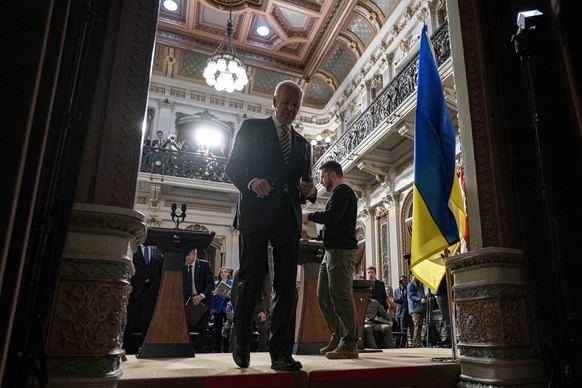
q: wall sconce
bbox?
[310,132,334,146]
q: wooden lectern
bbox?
[294,241,326,355]
[136,228,215,358]
[294,241,373,354]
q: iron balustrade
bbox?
[140,146,231,183]
[140,23,450,185]
[311,23,451,182]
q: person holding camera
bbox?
[393,275,410,348]
[164,134,180,150]
[407,273,426,348]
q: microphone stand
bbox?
[171,203,187,229]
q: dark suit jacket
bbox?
[184,258,215,310]
[129,245,163,299]
[225,117,314,235]
[371,279,388,311]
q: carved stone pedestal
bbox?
[448,247,545,387]
[44,204,146,388]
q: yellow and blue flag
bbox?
[411,25,466,292]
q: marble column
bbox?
[42,0,159,386]
[45,205,145,387]
[448,248,544,387]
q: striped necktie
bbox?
[143,246,150,265]
[280,125,291,162]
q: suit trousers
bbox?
[233,197,299,359]
[317,248,359,349]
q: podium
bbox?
[136,228,215,358]
[293,241,373,354]
[352,279,374,350]
[294,241,325,354]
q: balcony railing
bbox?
[140,23,450,186]
[311,23,451,181]
[140,146,230,183]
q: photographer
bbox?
[163,134,180,151]
[393,275,410,348]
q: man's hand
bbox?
[257,311,267,323]
[302,211,310,224]
[300,177,316,198]
[251,178,273,198]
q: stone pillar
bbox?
[42,0,159,386]
[45,204,145,387]
[446,1,551,385]
[448,248,544,387]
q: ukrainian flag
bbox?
[411,25,466,292]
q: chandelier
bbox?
[203,1,248,93]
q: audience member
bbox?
[385,285,397,327]
[435,276,452,347]
[225,80,316,371]
[363,298,395,349]
[123,244,163,354]
[407,273,426,348]
[223,300,234,351]
[302,160,359,360]
[184,248,214,353]
[211,266,232,352]
[164,134,180,150]
[151,130,165,148]
[367,265,388,310]
[253,272,272,352]
[211,143,229,158]
[394,275,410,348]
[230,269,272,352]
[180,139,190,151]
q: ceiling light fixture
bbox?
[257,26,270,36]
[162,0,178,12]
[203,0,248,93]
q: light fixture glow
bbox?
[163,0,178,12]
[203,0,248,93]
[257,26,270,36]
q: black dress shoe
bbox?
[270,355,302,371]
[233,345,250,368]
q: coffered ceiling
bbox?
[150,0,459,194]
[155,0,401,111]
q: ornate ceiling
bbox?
[155,0,401,111]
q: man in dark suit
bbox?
[367,266,388,311]
[225,80,317,371]
[183,248,214,353]
[123,244,163,354]
[151,130,166,148]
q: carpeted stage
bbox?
[118,347,460,388]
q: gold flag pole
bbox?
[431,248,457,363]
[444,248,457,361]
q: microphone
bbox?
[171,203,177,212]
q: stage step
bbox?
[118,347,459,388]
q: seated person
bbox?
[229,268,272,352]
[364,298,395,349]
